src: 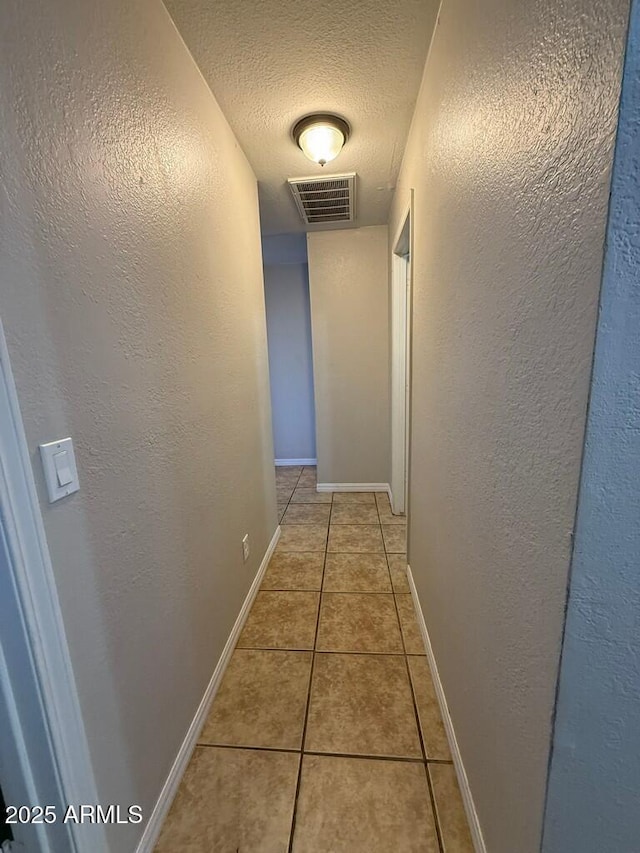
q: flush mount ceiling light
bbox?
[292,113,351,167]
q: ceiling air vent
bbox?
[288,173,356,225]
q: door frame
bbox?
[0,318,107,852]
[390,194,413,516]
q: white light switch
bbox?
[54,451,73,487]
[39,438,80,503]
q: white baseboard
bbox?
[406,564,487,853]
[135,526,281,853]
[316,482,390,493]
[275,458,317,466]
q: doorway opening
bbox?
[390,196,413,516]
[262,234,317,469]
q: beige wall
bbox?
[0,0,276,849]
[390,0,629,850]
[307,226,390,486]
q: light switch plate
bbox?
[39,437,80,503]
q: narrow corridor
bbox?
[155,466,474,851]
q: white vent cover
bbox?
[288,173,356,225]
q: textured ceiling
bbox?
[165,0,438,234]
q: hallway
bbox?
[1,0,638,848]
[155,466,473,851]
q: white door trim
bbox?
[0,319,106,852]
[390,194,413,516]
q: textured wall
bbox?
[0,0,276,849]
[542,2,640,849]
[307,227,390,485]
[263,264,317,461]
[389,0,629,850]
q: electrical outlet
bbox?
[242,534,250,563]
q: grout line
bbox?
[316,589,398,596]
[406,653,443,851]
[236,646,417,657]
[322,585,394,594]
[286,486,332,853]
[236,644,320,652]
[325,549,398,554]
[196,741,430,765]
[260,587,322,593]
[375,498,404,653]
[277,466,305,523]
[330,518,381,528]
[275,549,405,556]
[377,496,445,853]
[303,749,424,764]
[425,763,446,852]
[260,586,393,594]
[274,550,327,555]
[197,742,300,755]
[235,645,314,652]
[279,516,405,526]
[408,670,445,848]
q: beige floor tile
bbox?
[375,492,406,525]
[238,591,319,650]
[154,746,299,853]
[262,552,324,591]
[277,504,287,523]
[323,553,391,593]
[395,594,425,654]
[276,477,299,493]
[282,504,331,525]
[407,656,451,760]
[277,486,295,504]
[330,503,380,525]
[292,755,439,853]
[297,467,317,488]
[200,649,312,749]
[327,524,384,553]
[305,653,422,758]
[332,491,376,504]
[429,763,475,852]
[380,511,406,526]
[316,593,403,653]
[276,478,300,492]
[277,524,327,552]
[290,487,332,504]
[387,553,410,593]
[382,524,407,553]
[276,465,302,480]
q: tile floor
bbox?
[155,466,474,852]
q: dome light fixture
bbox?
[292,113,351,167]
